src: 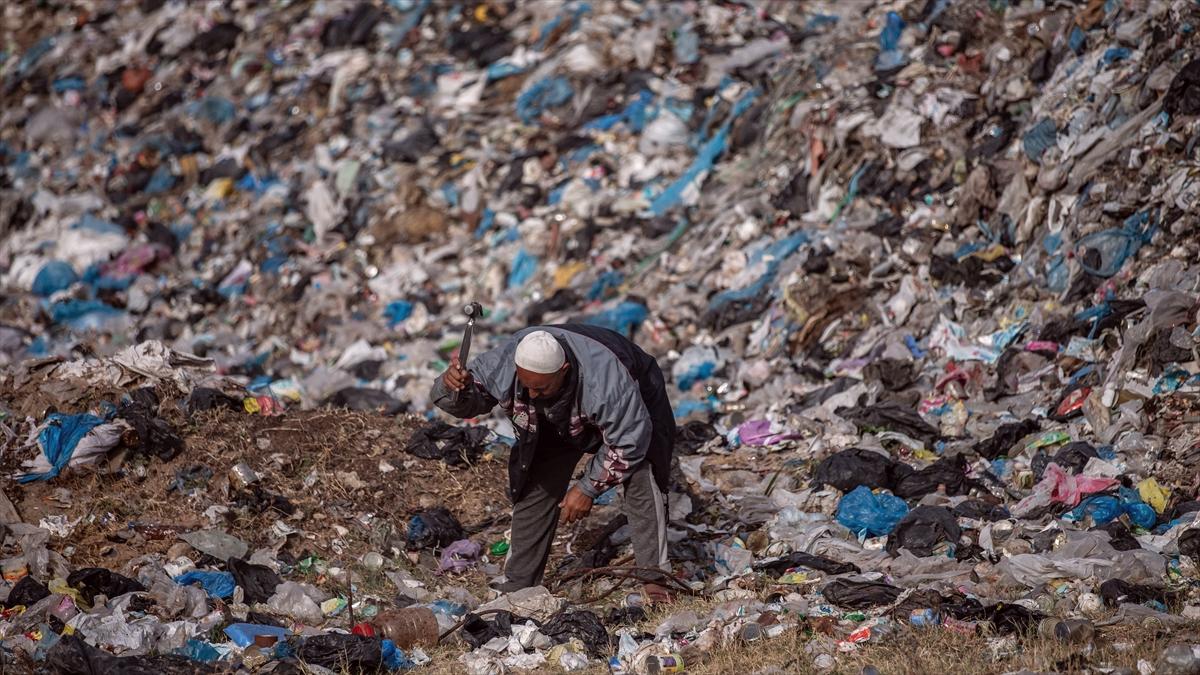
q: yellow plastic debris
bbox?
[1138,478,1170,514]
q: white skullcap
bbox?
[514,331,566,373]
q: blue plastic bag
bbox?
[836,486,909,537]
[31,261,77,296]
[507,248,538,289]
[176,639,223,663]
[676,362,716,391]
[587,271,623,301]
[382,639,414,670]
[875,12,908,72]
[49,299,124,331]
[673,24,700,64]
[20,413,105,483]
[1075,210,1155,278]
[1065,496,1121,525]
[515,77,573,125]
[582,301,648,336]
[174,570,236,599]
[223,623,291,648]
[1023,118,1058,163]
[384,300,414,327]
[650,89,758,216]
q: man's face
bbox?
[517,364,570,400]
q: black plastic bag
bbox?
[406,507,465,550]
[187,387,242,413]
[1094,521,1141,552]
[836,401,939,444]
[821,579,902,609]
[973,419,1039,460]
[48,634,224,674]
[116,389,184,461]
[675,420,719,455]
[1032,441,1097,479]
[1099,579,1179,608]
[67,568,146,604]
[811,448,908,492]
[556,515,626,576]
[4,575,49,608]
[321,3,383,49]
[893,455,972,499]
[1178,528,1200,560]
[322,387,407,416]
[1164,59,1200,117]
[405,422,489,467]
[460,610,528,649]
[862,358,917,391]
[540,609,610,657]
[946,601,1044,635]
[604,606,648,626]
[297,633,383,671]
[188,23,241,57]
[383,122,441,164]
[754,551,859,577]
[886,505,962,557]
[228,557,282,604]
[952,499,1010,522]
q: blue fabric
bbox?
[20,413,105,483]
[174,570,237,599]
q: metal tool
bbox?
[458,302,483,368]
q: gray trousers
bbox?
[504,448,669,588]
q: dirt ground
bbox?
[5,406,509,595]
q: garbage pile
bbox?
[3,0,1200,672]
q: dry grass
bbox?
[407,592,1200,675]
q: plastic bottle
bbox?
[1040,618,1095,644]
[371,607,439,649]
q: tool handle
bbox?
[454,320,474,401]
[458,320,474,366]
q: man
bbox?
[430,324,675,602]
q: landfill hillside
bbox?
[2,0,1200,673]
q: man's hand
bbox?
[443,355,472,392]
[559,485,594,524]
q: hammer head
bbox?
[463,302,483,320]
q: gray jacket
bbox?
[431,325,671,501]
